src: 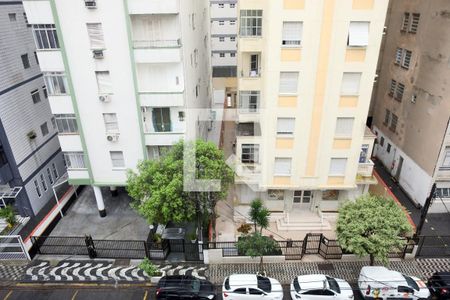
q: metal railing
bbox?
[0,235,30,260]
[133,39,181,49]
[357,159,375,177]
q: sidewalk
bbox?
[372,158,450,236]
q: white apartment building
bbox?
[23,0,211,217]
[233,0,388,230]
[0,0,65,218]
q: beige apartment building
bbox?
[370,0,450,213]
[232,0,389,230]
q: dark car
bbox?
[427,272,450,299]
[156,275,216,300]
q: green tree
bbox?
[249,198,270,233]
[336,194,413,265]
[237,232,278,275]
[126,140,234,239]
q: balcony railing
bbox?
[133,39,181,49]
[240,69,261,78]
[357,159,374,177]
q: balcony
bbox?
[0,164,13,185]
[140,92,184,107]
[127,0,179,15]
[134,43,181,64]
[142,107,185,146]
[236,122,261,137]
[357,159,374,177]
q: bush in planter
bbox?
[138,258,162,277]
[0,205,16,228]
[187,231,197,242]
[152,233,162,244]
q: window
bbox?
[395,48,403,64]
[0,146,8,167]
[31,89,41,104]
[9,13,16,22]
[436,188,450,198]
[219,53,225,58]
[218,3,224,8]
[274,158,292,175]
[279,72,299,94]
[230,3,235,8]
[401,13,410,31]
[335,118,354,137]
[40,122,49,136]
[387,143,391,153]
[219,20,224,26]
[348,21,369,47]
[277,118,295,135]
[241,144,259,163]
[46,169,54,191]
[95,71,112,94]
[282,22,303,46]
[322,190,339,201]
[341,73,362,95]
[389,79,397,96]
[239,91,260,113]
[230,20,236,25]
[51,117,56,130]
[379,136,385,147]
[240,10,262,37]
[43,86,48,98]
[384,109,391,125]
[195,85,199,97]
[441,148,450,169]
[192,13,196,30]
[233,289,246,295]
[219,37,225,42]
[40,174,48,191]
[86,23,105,49]
[63,152,86,169]
[293,191,312,203]
[110,151,125,168]
[34,51,39,65]
[249,289,264,295]
[34,180,41,197]
[21,54,30,69]
[55,114,78,134]
[32,24,59,49]
[103,113,119,132]
[230,53,236,57]
[52,162,59,179]
[409,13,420,33]
[394,82,405,101]
[44,72,68,95]
[329,158,347,176]
[390,113,398,132]
[268,189,284,201]
[152,108,171,132]
[359,144,369,163]
[230,36,236,42]
[395,48,412,69]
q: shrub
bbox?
[138,258,162,277]
[0,205,16,228]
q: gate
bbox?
[303,233,322,254]
[416,235,450,257]
[319,236,342,259]
[280,240,303,260]
[0,235,30,260]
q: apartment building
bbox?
[370,0,450,212]
[233,0,388,230]
[22,0,211,217]
[0,0,65,218]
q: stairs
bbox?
[276,212,332,231]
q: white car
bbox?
[358,266,430,300]
[222,274,283,300]
[290,274,354,300]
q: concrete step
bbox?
[276,217,332,231]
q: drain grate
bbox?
[113,259,130,266]
[317,263,335,271]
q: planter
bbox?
[190,239,197,244]
[150,275,163,284]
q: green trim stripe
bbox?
[123,0,148,160]
[49,0,94,183]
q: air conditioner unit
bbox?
[106,133,119,142]
[92,49,103,59]
[84,0,97,8]
[99,94,110,102]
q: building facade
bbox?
[233,0,388,229]
[370,0,450,212]
[0,0,65,218]
[23,0,212,216]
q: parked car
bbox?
[427,272,450,299]
[222,274,283,300]
[156,275,216,300]
[358,266,430,300]
[290,274,354,299]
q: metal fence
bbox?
[416,235,450,257]
[0,235,30,260]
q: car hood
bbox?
[410,276,431,299]
[269,278,283,293]
[200,280,215,293]
[337,279,354,298]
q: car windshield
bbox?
[326,277,341,294]
[187,277,201,293]
[293,277,301,293]
[403,275,419,291]
[257,276,272,293]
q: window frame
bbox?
[21,54,30,69]
[282,21,303,47]
[329,158,347,176]
[32,24,60,49]
[40,173,48,192]
[279,72,299,95]
[274,157,292,176]
[34,179,42,197]
[103,113,119,133]
[110,151,125,168]
[347,21,370,47]
[239,10,263,37]
[63,152,86,170]
[241,144,259,164]
[276,118,295,135]
[40,122,49,136]
[31,89,41,104]
[54,114,78,134]
[43,72,69,95]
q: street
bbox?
[0,284,366,300]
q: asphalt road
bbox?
[0,284,365,300]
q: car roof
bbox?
[159,275,197,287]
[360,266,407,287]
[297,275,328,290]
[229,274,257,289]
[433,272,450,285]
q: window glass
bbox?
[257,276,272,293]
[249,288,264,295]
[323,190,339,201]
[233,288,246,294]
[240,10,263,37]
[21,54,30,69]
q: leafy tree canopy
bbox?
[126,140,234,225]
[336,194,413,265]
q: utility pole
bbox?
[415,183,436,237]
